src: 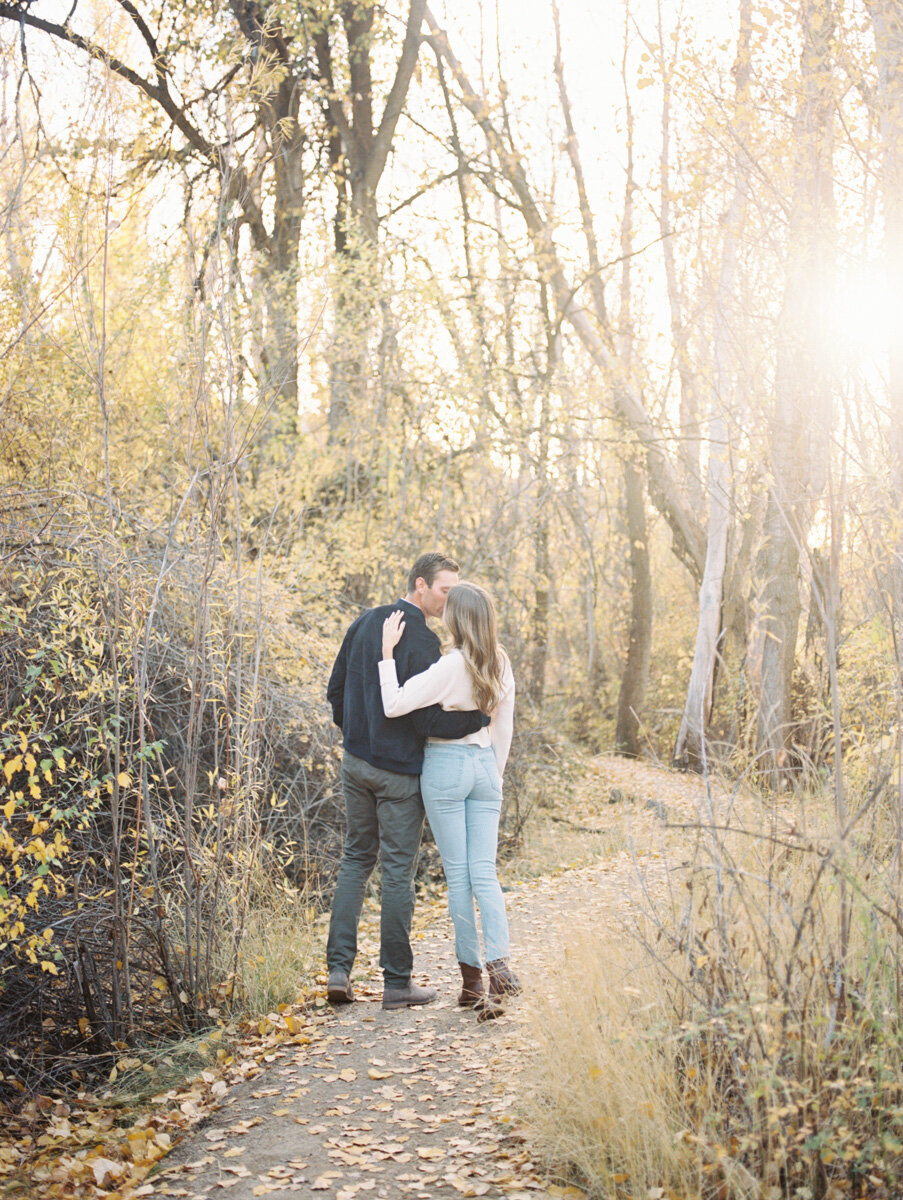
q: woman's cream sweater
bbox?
[378,648,515,774]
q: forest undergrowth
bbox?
[0,508,344,1101]
[2,501,902,1200]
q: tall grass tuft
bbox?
[525,929,705,1197]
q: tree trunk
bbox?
[553,0,651,745]
[616,460,652,756]
[257,256,300,443]
[256,54,305,441]
[673,0,752,770]
[527,286,556,707]
[656,0,702,511]
[864,1,903,835]
[612,2,651,758]
[753,0,835,785]
[864,2,903,638]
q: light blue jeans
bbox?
[420,743,511,969]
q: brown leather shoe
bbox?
[326,968,354,1004]
[486,959,522,998]
[457,962,485,1008]
[381,981,438,1010]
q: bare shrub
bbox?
[523,777,903,1197]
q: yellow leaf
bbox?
[2,799,15,820]
[29,784,41,800]
[40,960,58,975]
[4,756,22,783]
[368,1068,393,1080]
[222,1146,244,1158]
[24,753,36,773]
[117,772,131,788]
[19,732,27,753]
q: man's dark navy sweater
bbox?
[327,599,486,775]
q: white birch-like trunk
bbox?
[673,0,751,770]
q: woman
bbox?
[379,582,520,1016]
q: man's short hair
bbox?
[407,552,459,592]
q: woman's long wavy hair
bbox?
[444,582,507,714]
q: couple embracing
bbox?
[325,552,520,1018]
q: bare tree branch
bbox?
[424,5,706,580]
[366,0,426,195]
[0,3,273,249]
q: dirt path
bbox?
[144,758,718,1200]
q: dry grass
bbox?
[520,763,903,1199]
[229,893,320,1018]
[523,926,705,1198]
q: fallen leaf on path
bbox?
[91,1156,124,1187]
[446,1177,491,1197]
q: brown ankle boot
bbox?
[458,962,485,1008]
[486,959,522,998]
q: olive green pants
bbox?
[326,752,424,987]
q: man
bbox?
[325,552,488,1010]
